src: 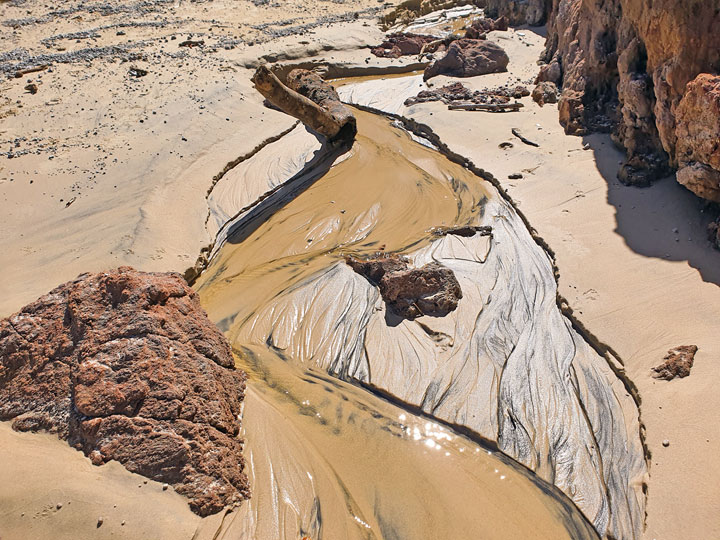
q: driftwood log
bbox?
[448,102,523,112]
[251,65,356,143]
[511,127,540,147]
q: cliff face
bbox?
[491,0,720,197]
[0,267,249,516]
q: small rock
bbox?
[163,483,169,491]
[662,440,670,447]
[56,503,63,510]
[508,173,523,179]
[583,143,591,150]
[651,345,698,380]
[97,517,104,527]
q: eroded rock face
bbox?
[0,267,249,516]
[652,345,698,380]
[370,32,438,58]
[538,0,720,191]
[345,254,462,319]
[424,39,509,80]
[675,74,720,201]
[532,82,559,106]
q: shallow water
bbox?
[195,110,600,539]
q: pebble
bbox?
[163,483,169,491]
[662,439,670,447]
[56,503,63,510]
[97,517,104,527]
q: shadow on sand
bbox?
[582,132,720,287]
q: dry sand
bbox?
[1,1,719,539]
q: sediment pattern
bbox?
[198,107,646,539]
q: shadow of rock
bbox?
[583,132,720,287]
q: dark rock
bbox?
[346,254,462,319]
[129,66,148,78]
[464,16,509,39]
[651,345,698,380]
[370,32,438,58]
[532,81,558,106]
[424,39,509,81]
[430,225,492,238]
[708,218,720,250]
[540,0,720,195]
[0,267,249,516]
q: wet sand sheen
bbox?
[196,110,600,539]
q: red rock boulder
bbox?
[0,267,249,516]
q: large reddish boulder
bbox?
[0,267,248,516]
[424,39,509,81]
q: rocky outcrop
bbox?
[485,0,548,26]
[536,0,720,192]
[252,65,356,142]
[652,345,698,380]
[532,81,559,106]
[346,254,462,319]
[424,39,509,80]
[371,32,438,58]
[405,81,528,106]
[675,74,720,202]
[0,267,249,516]
[463,15,509,38]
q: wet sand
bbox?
[195,109,601,540]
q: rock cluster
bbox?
[345,254,462,319]
[463,15,509,39]
[531,81,558,106]
[424,39,509,80]
[652,345,698,380]
[0,267,249,516]
[533,0,720,193]
[370,32,438,58]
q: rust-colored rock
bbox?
[464,16,509,39]
[675,74,720,201]
[370,32,438,58]
[537,0,720,191]
[346,254,462,319]
[485,0,548,25]
[0,267,249,516]
[424,39,509,81]
[651,345,698,380]
[532,82,559,106]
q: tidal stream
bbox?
[195,107,640,539]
